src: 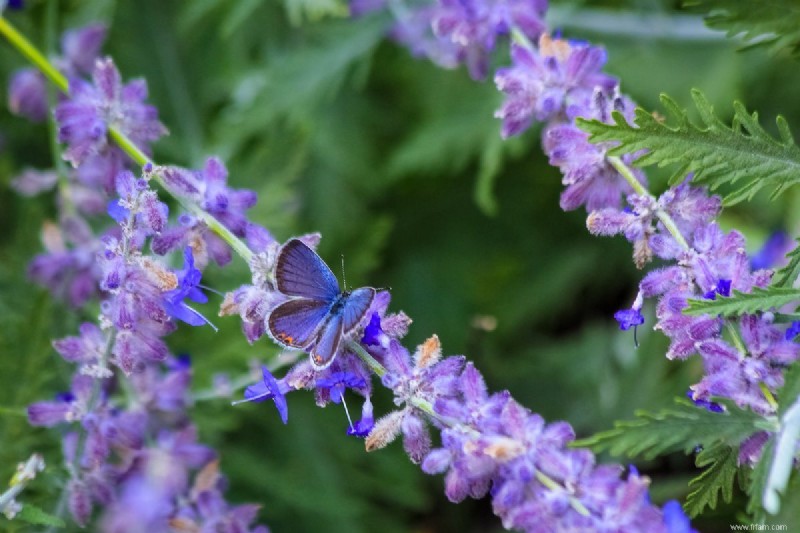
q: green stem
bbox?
[0,15,67,92]
[346,339,386,378]
[607,156,690,251]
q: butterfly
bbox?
[268,238,376,370]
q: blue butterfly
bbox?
[268,239,376,370]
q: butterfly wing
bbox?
[268,298,333,349]
[275,239,340,301]
[309,311,344,370]
[341,287,376,333]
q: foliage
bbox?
[2,0,800,531]
[686,0,800,57]
[575,399,762,459]
[578,89,800,204]
[684,287,800,317]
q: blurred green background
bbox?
[2,1,800,531]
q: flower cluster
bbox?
[354,0,547,80]
[602,197,800,454]
[27,168,267,529]
[12,26,268,530]
[364,0,800,474]
[234,277,693,531]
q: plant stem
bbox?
[0,15,67,91]
[607,156,690,251]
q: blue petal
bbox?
[361,313,384,346]
[163,300,209,327]
[107,199,129,222]
[614,309,644,330]
[662,500,697,533]
[261,366,288,424]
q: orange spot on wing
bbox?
[276,332,295,345]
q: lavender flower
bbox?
[28,216,101,307]
[495,35,616,137]
[55,57,166,167]
[543,89,644,212]
[153,158,271,267]
[239,366,290,424]
[431,0,547,79]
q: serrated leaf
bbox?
[774,239,800,287]
[573,398,761,459]
[686,0,800,57]
[577,89,800,204]
[15,504,65,527]
[684,287,800,317]
[685,443,738,517]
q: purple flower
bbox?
[55,58,166,167]
[316,371,367,403]
[431,0,547,80]
[686,390,723,413]
[662,500,698,533]
[543,90,645,211]
[240,366,290,424]
[347,397,375,437]
[154,159,271,264]
[495,35,616,137]
[614,308,644,331]
[750,231,793,270]
[8,68,48,121]
[161,247,212,327]
[59,24,107,75]
[28,216,101,308]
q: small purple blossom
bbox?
[161,247,212,327]
[495,35,616,137]
[316,371,367,403]
[614,308,644,331]
[686,390,724,413]
[431,0,547,80]
[750,231,793,270]
[240,366,290,424]
[8,68,48,121]
[543,89,645,212]
[347,397,375,437]
[55,57,166,167]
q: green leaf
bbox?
[474,135,504,216]
[685,443,738,517]
[778,363,800,417]
[573,398,761,459]
[684,287,800,317]
[686,0,800,57]
[283,0,348,25]
[15,504,65,528]
[773,239,800,288]
[577,89,800,204]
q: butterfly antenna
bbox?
[341,253,348,291]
